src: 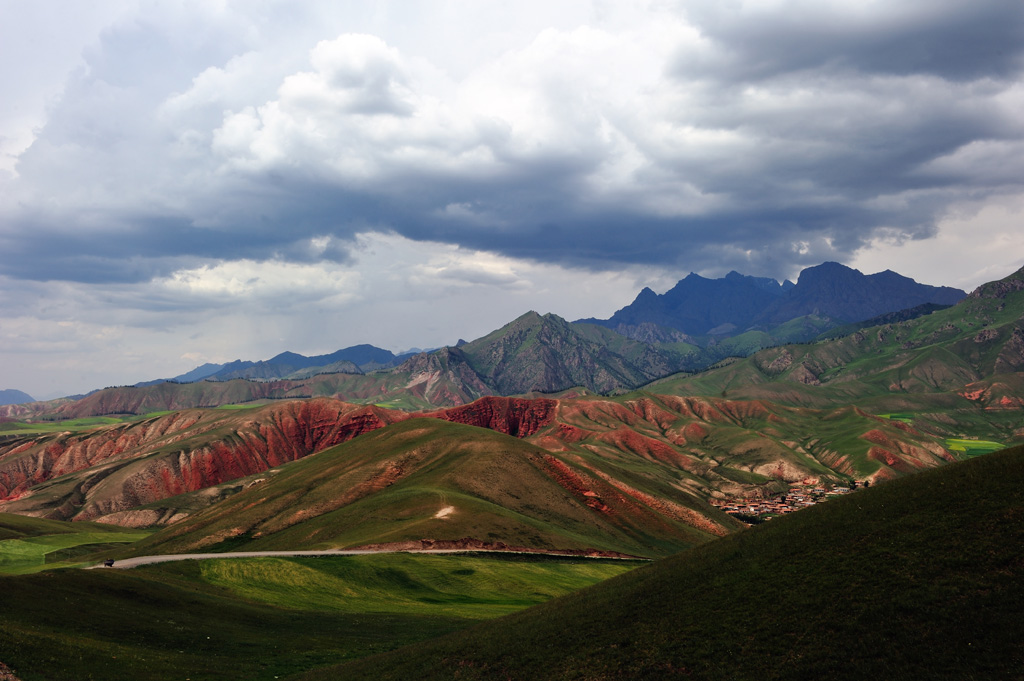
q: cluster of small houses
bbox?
[711,480,871,522]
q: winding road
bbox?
[88,548,646,569]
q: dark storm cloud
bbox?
[2,1,1023,287]
[676,0,1024,82]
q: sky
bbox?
[2,0,1024,399]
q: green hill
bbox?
[648,266,1024,444]
[123,418,724,559]
[0,552,636,681]
[314,444,1024,680]
[0,514,147,574]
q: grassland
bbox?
[945,438,1004,456]
[122,418,721,560]
[0,416,123,435]
[0,553,636,681]
[0,514,149,575]
[320,444,1024,680]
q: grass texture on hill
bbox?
[0,514,148,574]
[0,553,635,681]
[125,418,720,559]
[314,444,1024,681]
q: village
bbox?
[710,480,871,523]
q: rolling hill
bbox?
[0,265,1021,563]
[0,389,965,557]
[312,443,1024,681]
[119,418,726,559]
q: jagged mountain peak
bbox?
[596,261,966,337]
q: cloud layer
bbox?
[2,0,1023,396]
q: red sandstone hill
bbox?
[123,417,732,558]
[0,392,956,544]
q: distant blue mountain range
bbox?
[0,389,36,406]
[138,344,417,387]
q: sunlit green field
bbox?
[201,553,637,619]
[0,515,150,574]
[945,438,1004,456]
[0,416,123,435]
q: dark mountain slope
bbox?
[591,262,965,338]
[759,261,965,326]
[317,444,1024,681]
[593,271,789,336]
[454,311,695,394]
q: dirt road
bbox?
[88,548,478,569]
[88,547,644,569]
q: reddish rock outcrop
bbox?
[425,396,557,437]
[0,399,407,520]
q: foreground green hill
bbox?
[316,444,1024,681]
[0,552,635,681]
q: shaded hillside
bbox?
[590,270,790,336]
[122,418,729,559]
[759,261,964,326]
[316,444,1024,681]
[816,302,954,340]
[0,552,634,681]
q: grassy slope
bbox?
[0,513,148,574]
[0,553,634,681]
[645,280,1024,444]
[121,418,720,559]
[318,444,1024,681]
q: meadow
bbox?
[0,514,149,575]
[0,547,638,681]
